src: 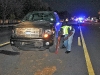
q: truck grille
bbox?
[15,28,43,38]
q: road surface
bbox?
[0,24,100,75]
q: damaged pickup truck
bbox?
[10,11,62,52]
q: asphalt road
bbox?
[0,24,100,75]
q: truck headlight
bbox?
[45,29,52,34]
[43,33,49,38]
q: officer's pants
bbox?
[63,30,75,51]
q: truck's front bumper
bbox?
[10,38,53,48]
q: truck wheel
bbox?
[11,46,19,51]
[49,36,57,53]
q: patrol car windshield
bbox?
[22,12,55,22]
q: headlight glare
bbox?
[43,33,49,38]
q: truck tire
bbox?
[49,36,57,53]
[11,46,19,51]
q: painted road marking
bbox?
[0,42,10,47]
[80,27,95,75]
[78,37,81,46]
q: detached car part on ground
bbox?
[10,11,62,52]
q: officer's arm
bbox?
[68,31,73,37]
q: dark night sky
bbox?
[43,0,100,17]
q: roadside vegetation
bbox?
[0,0,52,24]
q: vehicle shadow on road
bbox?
[0,50,20,55]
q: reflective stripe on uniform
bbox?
[61,25,72,35]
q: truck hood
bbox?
[15,20,53,28]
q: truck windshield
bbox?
[22,12,55,22]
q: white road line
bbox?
[78,37,81,46]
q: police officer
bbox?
[60,22,75,53]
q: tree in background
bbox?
[23,0,52,16]
[0,0,11,24]
[0,0,52,24]
[0,0,23,24]
[58,11,71,21]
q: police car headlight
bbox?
[45,29,52,34]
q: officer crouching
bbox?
[59,22,75,54]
